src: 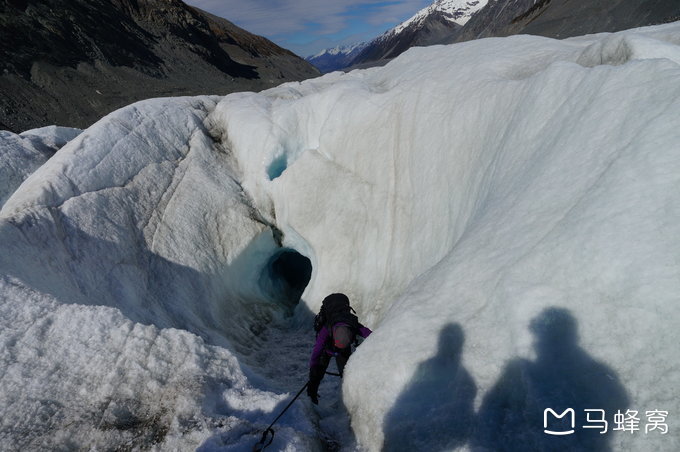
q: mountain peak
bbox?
[388,0,488,38]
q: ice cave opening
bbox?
[260,248,312,308]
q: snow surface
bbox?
[0,126,81,207]
[1,21,680,451]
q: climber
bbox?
[307,293,372,404]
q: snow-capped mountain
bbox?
[350,0,487,66]
[390,0,486,34]
[306,42,368,73]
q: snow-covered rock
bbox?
[1,20,680,451]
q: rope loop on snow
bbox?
[253,427,275,452]
[253,381,309,451]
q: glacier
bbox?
[1,21,680,451]
[0,126,81,206]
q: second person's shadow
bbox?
[472,307,630,452]
[383,323,476,451]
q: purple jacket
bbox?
[310,322,372,368]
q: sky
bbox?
[183,0,433,57]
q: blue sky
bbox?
[183,0,433,57]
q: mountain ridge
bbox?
[349,0,487,67]
[447,0,680,44]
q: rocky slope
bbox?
[449,0,680,44]
[0,0,319,133]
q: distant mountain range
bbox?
[0,0,320,133]
[308,0,680,73]
[305,43,368,73]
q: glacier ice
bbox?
[1,21,680,451]
[0,125,81,207]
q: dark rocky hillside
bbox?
[447,0,680,44]
[0,0,319,132]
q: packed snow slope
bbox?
[2,21,680,451]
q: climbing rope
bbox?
[252,371,343,451]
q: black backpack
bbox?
[314,293,360,347]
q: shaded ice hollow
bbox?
[1,22,680,451]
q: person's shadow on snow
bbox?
[472,307,629,452]
[383,323,476,452]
